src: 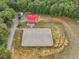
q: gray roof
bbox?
[21,28,53,47]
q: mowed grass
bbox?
[36,22,60,27]
[18,21,63,28]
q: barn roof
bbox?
[27,15,39,23]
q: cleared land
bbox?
[11,21,68,59]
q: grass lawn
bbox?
[36,22,61,27]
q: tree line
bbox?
[9,0,79,18]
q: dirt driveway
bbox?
[36,16,79,59]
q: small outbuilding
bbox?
[27,14,39,23]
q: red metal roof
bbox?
[27,15,39,23]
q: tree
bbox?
[0,18,7,30]
[0,17,4,24]
[17,0,28,12]
[50,4,64,17]
[0,47,10,59]
[27,2,34,12]
[1,8,16,25]
[61,1,79,18]
[0,26,10,59]
[38,1,49,14]
[8,2,20,12]
[0,3,9,11]
[0,26,8,46]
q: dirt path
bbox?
[38,17,79,59]
[64,23,79,59]
[54,22,79,59]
